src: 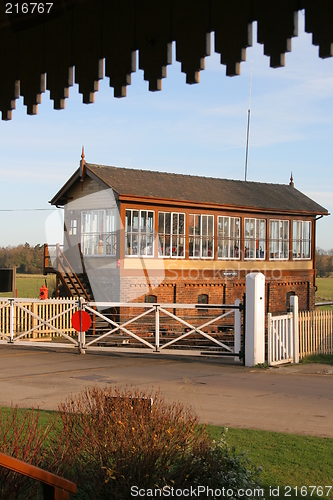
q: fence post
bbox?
[155,306,160,351]
[245,273,265,366]
[9,299,14,343]
[32,302,38,339]
[78,298,86,354]
[234,299,241,361]
[290,295,299,364]
[267,313,272,365]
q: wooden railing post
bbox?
[9,298,14,343]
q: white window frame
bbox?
[244,218,266,260]
[69,219,77,236]
[292,220,312,260]
[189,214,214,259]
[269,219,289,261]
[125,209,154,258]
[158,212,185,258]
[217,216,240,260]
[81,209,118,257]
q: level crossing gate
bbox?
[0,298,245,362]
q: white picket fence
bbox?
[299,309,333,357]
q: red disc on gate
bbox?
[71,311,92,332]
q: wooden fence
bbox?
[0,298,78,339]
[299,309,333,358]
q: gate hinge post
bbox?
[155,305,160,351]
[9,298,14,343]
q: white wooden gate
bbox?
[267,296,299,366]
[0,298,244,360]
[267,312,294,365]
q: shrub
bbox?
[0,389,262,499]
[52,386,262,499]
[0,406,52,499]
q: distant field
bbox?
[316,277,333,301]
[315,277,333,310]
[0,274,56,299]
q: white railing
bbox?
[267,296,299,366]
[0,298,243,358]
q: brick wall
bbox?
[118,274,314,314]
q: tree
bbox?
[0,244,44,274]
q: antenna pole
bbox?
[245,59,253,182]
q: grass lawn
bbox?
[300,354,333,365]
[207,426,333,500]
[0,274,56,299]
[316,277,333,308]
[316,277,333,301]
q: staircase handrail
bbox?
[0,450,77,499]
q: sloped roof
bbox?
[51,163,328,216]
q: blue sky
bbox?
[0,11,332,249]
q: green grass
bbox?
[316,277,333,302]
[300,354,333,365]
[315,277,333,310]
[207,426,333,500]
[0,274,56,299]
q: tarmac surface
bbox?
[0,343,332,438]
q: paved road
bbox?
[0,343,332,438]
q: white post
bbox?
[267,312,272,365]
[245,272,265,367]
[78,298,83,354]
[9,298,14,343]
[155,306,160,351]
[234,299,241,361]
[290,295,299,364]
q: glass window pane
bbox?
[148,212,154,233]
[208,215,214,235]
[195,215,201,236]
[125,210,131,232]
[217,217,222,236]
[141,211,147,231]
[201,216,207,236]
[179,214,185,235]
[132,211,139,231]
[172,213,178,235]
[158,212,164,234]
[189,215,194,235]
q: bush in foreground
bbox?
[53,387,262,499]
[0,387,262,499]
[0,406,53,499]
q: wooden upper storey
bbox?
[50,161,328,267]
